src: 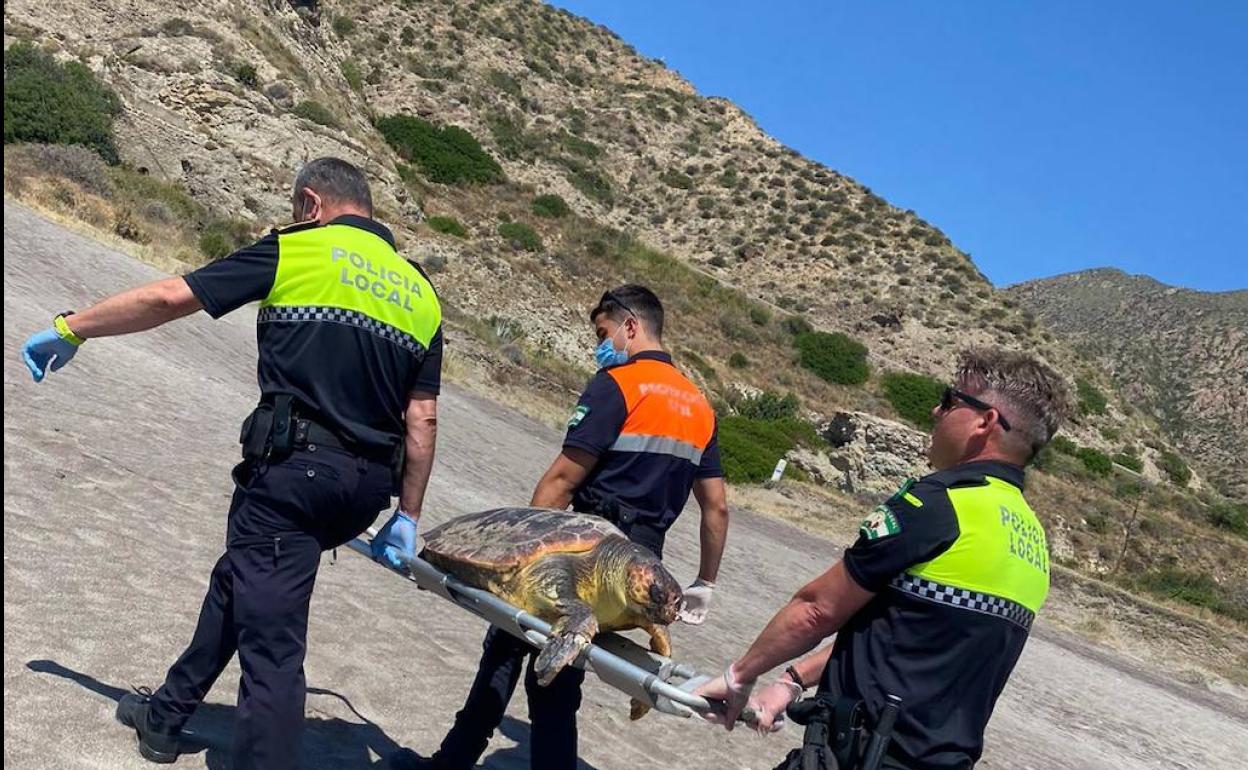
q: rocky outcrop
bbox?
[789,411,929,497]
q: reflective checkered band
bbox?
[258,305,425,356]
[890,573,1035,630]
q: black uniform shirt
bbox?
[184,215,442,451]
[826,461,1041,770]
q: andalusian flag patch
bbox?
[860,505,901,540]
[567,405,590,428]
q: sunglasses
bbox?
[940,387,1012,432]
[601,290,638,320]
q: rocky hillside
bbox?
[4,0,1064,373]
[6,1,1245,621]
[1009,269,1248,501]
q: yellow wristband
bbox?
[53,314,86,346]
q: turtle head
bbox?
[624,553,683,625]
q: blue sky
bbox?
[550,1,1247,291]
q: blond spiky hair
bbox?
[955,348,1074,460]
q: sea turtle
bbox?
[420,507,683,717]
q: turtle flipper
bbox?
[531,559,599,686]
[534,601,598,686]
[629,624,673,720]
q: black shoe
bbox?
[387,748,439,770]
[115,687,181,764]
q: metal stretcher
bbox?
[345,532,735,721]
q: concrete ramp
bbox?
[4,202,1245,768]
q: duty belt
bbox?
[240,396,396,466]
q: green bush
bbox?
[531,193,570,218]
[498,221,542,251]
[1075,447,1113,477]
[340,59,364,91]
[1050,435,1078,455]
[1084,510,1111,535]
[376,115,503,185]
[748,306,771,326]
[198,218,253,260]
[233,62,258,88]
[1112,452,1144,473]
[782,315,813,336]
[718,415,816,484]
[426,215,466,238]
[794,331,869,385]
[292,100,338,127]
[484,110,542,161]
[1030,445,1056,471]
[565,163,613,206]
[332,15,357,36]
[557,132,601,159]
[736,391,799,421]
[728,352,750,369]
[1159,451,1191,486]
[881,372,945,429]
[1207,502,1248,537]
[1135,568,1246,622]
[1076,378,1108,416]
[660,169,694,189]
[4,42,122,163]
[160,18,195,36]
[486,68,522,98]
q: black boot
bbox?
[387,747,440,769]
[115,687,181,764]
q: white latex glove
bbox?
[678,578,715,625]
[747,679,802,734]
[694,662,755,730]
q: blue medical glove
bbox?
[22,324,82,382]
[371,509,418,569]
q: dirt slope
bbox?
[4,202,1246,768]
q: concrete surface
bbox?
[5,202,1246,769]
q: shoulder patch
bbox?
[860,504,902,540]
[567,405,590,428]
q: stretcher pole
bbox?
[343,535,735,719]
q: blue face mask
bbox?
[594,325,629,368]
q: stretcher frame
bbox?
[345,533,732,720]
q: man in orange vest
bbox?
[390,284,730,770]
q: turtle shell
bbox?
[421,507,625,571]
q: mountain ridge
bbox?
[1009,268,1247,500]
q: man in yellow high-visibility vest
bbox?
[698,348,1071,770]
[21,157,442,770]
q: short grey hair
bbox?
[955,347,1073,462]
[293,157,373,214]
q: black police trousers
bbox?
[433,625,586,770]
[145,447,391,770]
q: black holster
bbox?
[239,395,295,468]
[777,692,903,770]
[777,693,863,770]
